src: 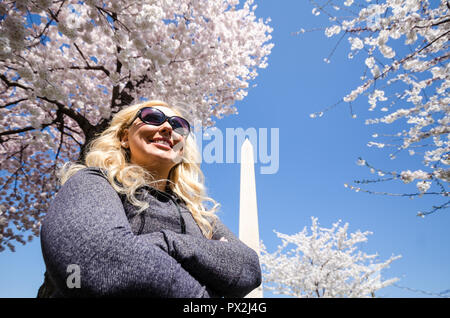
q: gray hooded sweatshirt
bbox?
[38,167,261,297]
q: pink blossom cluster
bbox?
[308,0,449,198]
[0,0,273,251]
[260,217,401,297]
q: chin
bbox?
[148,153,179,164]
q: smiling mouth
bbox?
[149,139,173,148]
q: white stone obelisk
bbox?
[239,138,263,298]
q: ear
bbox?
[120,128,130,148]
[121,128,129,142]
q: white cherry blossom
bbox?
[304,0,449,215]
[260,217,401,298]
[0,0,273,251]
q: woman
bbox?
[37,100,261,297]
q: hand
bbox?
[219,237,228,242]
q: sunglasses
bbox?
[129,107,191,137]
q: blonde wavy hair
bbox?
[59,100,220,239]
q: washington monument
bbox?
[239,138,263,298]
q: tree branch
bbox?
[0,126,39,137]
[37,96,93,134]
[0,98,28,109]
[28,0,66,48]
[0,74,32,91]
[48,65,110,76]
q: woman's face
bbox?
[122,106,186,174]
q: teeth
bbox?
[151,140,171,147]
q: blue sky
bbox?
[1,0,449,298]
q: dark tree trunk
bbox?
[76,119,112,164]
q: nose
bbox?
[159,120,173,136]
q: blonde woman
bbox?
[37,100,261,297]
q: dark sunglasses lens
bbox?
[170,117,190,136]
[140,108,165,124]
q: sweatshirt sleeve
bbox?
[160,217,262,298]
[40,168,211,298]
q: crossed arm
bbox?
[40,168,261,297]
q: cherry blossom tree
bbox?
[0,0,273,252]
[301,0,449,216]
[260,217,401,298]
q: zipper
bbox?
[137,212,145,235]
[168,195,186,234]
[143,185,186,235]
